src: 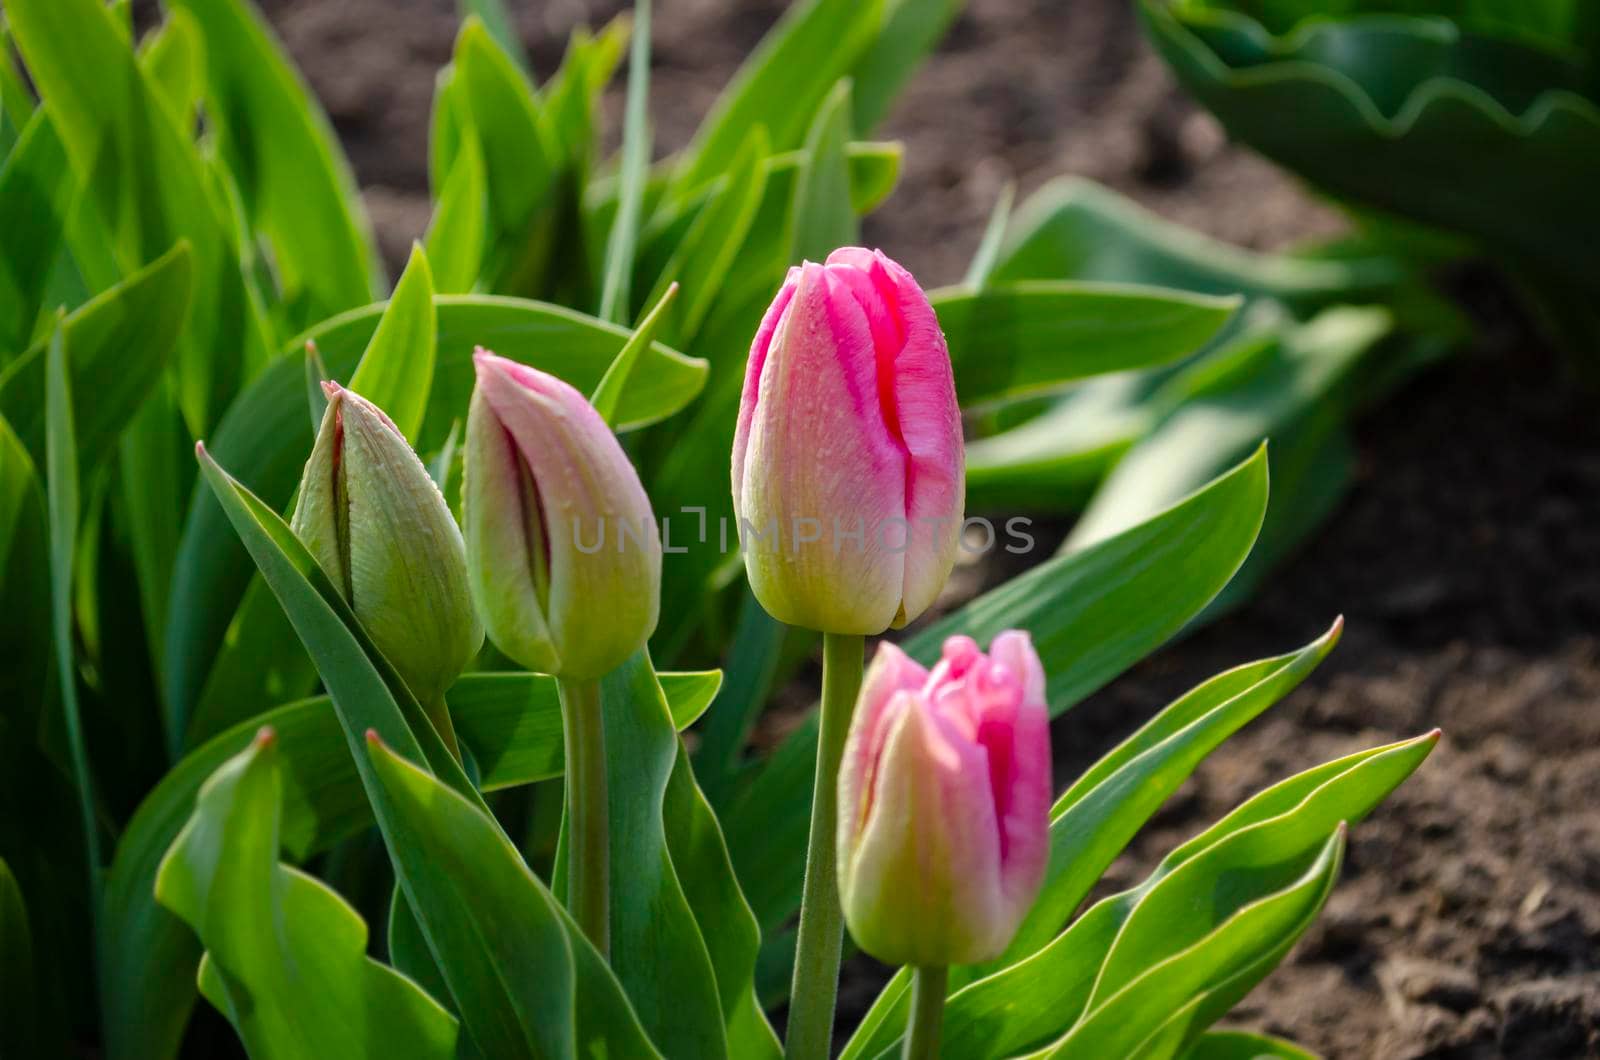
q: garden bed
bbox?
[261,0,1600,1054]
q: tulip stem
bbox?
[557,676,610,958]
[786,631,865,1060]
[904,965,948,1059]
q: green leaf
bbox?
[138,8,204,132]
[964,180,1016,289]
[676,0,887,193]
[7,0,269,433]
[167,0,382,324]
[640,127,770,347]
[0,241,192,468]
[348,244,437,442]
[155,732,459,1058]
[1037,830,1345,1058]
[0,111,71,359]
[591,282,678,426]
[598,0,653,325]
[1141,0,1600,294]
[932,282,1241,408]
[162,295,705,745]
[365,736,661,1059]
[425,130,488,294]
[991,176,1400,308]
[102,670,717,1060]
[1182,1029,1318,1060]
[791,79,859,262]
[458,0,529,71]
[0,858,40,1058]
[726,446,1270,936]
[885,732,1438,1060]
[849,0,965,132]
[44,324,104,901]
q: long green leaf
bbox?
[726,446,1269,937]
[0,241,192,468]
[101,670,717,1060]
[791,79,859,262]
[933,282,1240,408]
[676,0,885,193]
[0,858,39,1058]
[598,0,652,324]
[425,130,488,294]
[155,732,458,1058]
[0,111,71,359]
[348,244,437,442]
[849,0,965,132]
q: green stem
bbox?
[903,965,947,1060]
[785,632,865,1060]
[557,676,609,957]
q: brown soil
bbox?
[255,0,1600,1056]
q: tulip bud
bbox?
[838,632,1050,967]
[463,350,661,680]
[732,247,964,635]
[291,383,484,707]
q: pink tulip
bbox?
[732,248,964,635]
[463,350,661,680]
[837,632,1051,966]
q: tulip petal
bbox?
[841,695,1010,966]
[839,642,929,868]
[731,268,799,507]
[981,631,1051,917]
[472,351,661,679]
[736,262,908,634]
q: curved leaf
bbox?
[347,244,436,442]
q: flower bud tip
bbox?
[321,379,343,399]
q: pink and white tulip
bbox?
[463,350,661,680]
[732,248,964,635]
[837,632,1051,966]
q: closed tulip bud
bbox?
[838,632,1050,967]
[292,383,483,707]
[463,350,661,680]
[732,248,964,635]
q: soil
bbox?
[252,0,1600,1056]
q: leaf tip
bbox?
[254,725,277,749]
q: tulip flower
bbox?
[462,348,663,956]
[462,349,661,681]
[292,383,483,746]
[731,247,964,636]
[839,632,1050,967]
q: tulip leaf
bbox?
[591,282,678,427]
[193,445,656,1059]
[426,126,489,295]
[990,176,1401,308]
[138,9,204,129]
[791,79,859,263]
[45,324,104,887]
[101,669,717,1060]
[964,181,1017,290]
[0,111,71,359]
[155,733,460,1059]
[457,0,529,71]
[639,126,770,347]
[931,281,1241,408]
[165,0,381,326]
[162,295,705,746]
[675,0,886,194]
[853,732,1438,1060]
[597,0,652,325]
[1181,1029,1318,1060]
[6,0,269,434]
[1033,830,1345,1059]
[348,244,437,443]
[0,857,40,1059]
[725,446,1269,937]
[0,240,192,469]
[848,0,965,133]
